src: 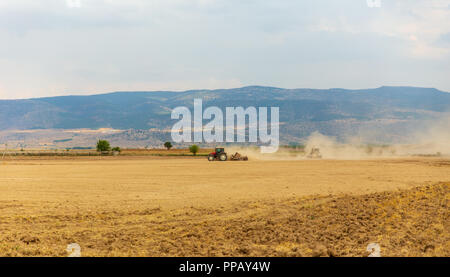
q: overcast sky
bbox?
[0,0,449,99]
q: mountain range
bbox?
[1,86,449,147]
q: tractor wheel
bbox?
[219,153,227,161]
[208,154,215,161]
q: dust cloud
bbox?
[228,114,450,160]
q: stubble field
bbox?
[0,156,448,256]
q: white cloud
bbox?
[0,0,449,99]
[66,0,82,8]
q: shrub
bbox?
[189,144,199,156]
[96,140,111,152]
[164,142,173,150]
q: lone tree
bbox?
[189,144,199,156]
[164,141,173,150]
[96,140,111,152]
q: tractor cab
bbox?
[214,148,224,154]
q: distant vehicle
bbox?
[307,147,322,159]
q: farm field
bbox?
[0,156,448,256]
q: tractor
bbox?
[307,147,322,159]
[208,147,228,161]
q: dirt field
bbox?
[0,156,448,256]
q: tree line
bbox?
[97,140,200,155]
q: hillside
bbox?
[0,86,449,147]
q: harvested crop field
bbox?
[0,157,448,256]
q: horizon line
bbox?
[1,85,448,101]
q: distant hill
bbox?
[1,86,449,145]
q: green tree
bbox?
[164,141,173,150]
[96,140,111,152]
[112,147,121,153]
[189,144,199,156]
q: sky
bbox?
[0,0,449,99]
